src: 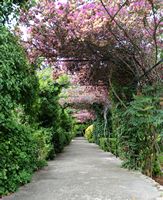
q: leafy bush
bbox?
[107,138,117,155]
[0,118,36,196]
[98,137,117,155]
[37,69,74,154]
[51,109,74,154]
[92,85,162,177]
[113,86,163,177]
[0,26,38,117]
[91,103,112,144]
[0,26,40,196]
[33,127,54,165]
[158,153,163,169]
[0,118,53,196]
[74,123,88,137]
[53,128,67,153]
[85,125,94,143]
[0,29,74,196]
[60,109,75,144]
[99,137,108,151]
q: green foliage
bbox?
[108,138,117,155]
[92,103,112,144]
[36,68,74,155]
[158,153,163,168]
[92,84,162,177]
[60,109,75,144]
[74,123,89,137]
[56,74,70,87]
[0,26,38,116]
[0,116,53,196]
[99,137,108,151]
[33,127,54,165]
[0,0,36,25]
[97,137,117,155]
[0,27,42,196]
[93,119,105,144]
[0,117,36,195]
[113,85,163,177]
[0,29,74,196]
[91,103,118,155]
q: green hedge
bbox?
[92,86,162,177]
[98,137,117,155]
[0,28,74,196]
[112,85,163,177]
[37,69,75,155]
[0,118,36,195]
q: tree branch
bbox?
[138,59,163,81]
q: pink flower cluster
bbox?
[72,109,96,123]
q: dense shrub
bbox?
[98,137,117,155]
[98,137,108,151]
[84,125,94,143]
[33,127,54,166]
[0,26,40,196]
[112,85,163,177]
[90,85,162,177]
[74,123,89,137]
[0,117,36,195]
[59,109,75,144]
[0,117,53,196]
[0,26,38,117]
[0,28,74,196]
[92,103,112,144]
[37,68,74,155]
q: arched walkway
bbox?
[3,138,162,200]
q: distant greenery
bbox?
[158,154,163,170]
[74,123,89,137]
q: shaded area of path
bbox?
[3,137,162,200]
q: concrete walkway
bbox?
[3,138,162,200]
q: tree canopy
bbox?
[20,0,162,88]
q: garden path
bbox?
[3,137,162,200]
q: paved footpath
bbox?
[3,137,163,200]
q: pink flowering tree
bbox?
[59,85,110,122]
[19,0,162,121]
[19,0,162,87]
[72,109,96,123]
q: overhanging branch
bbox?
[55,58,110,62]
[138,59,163,81]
